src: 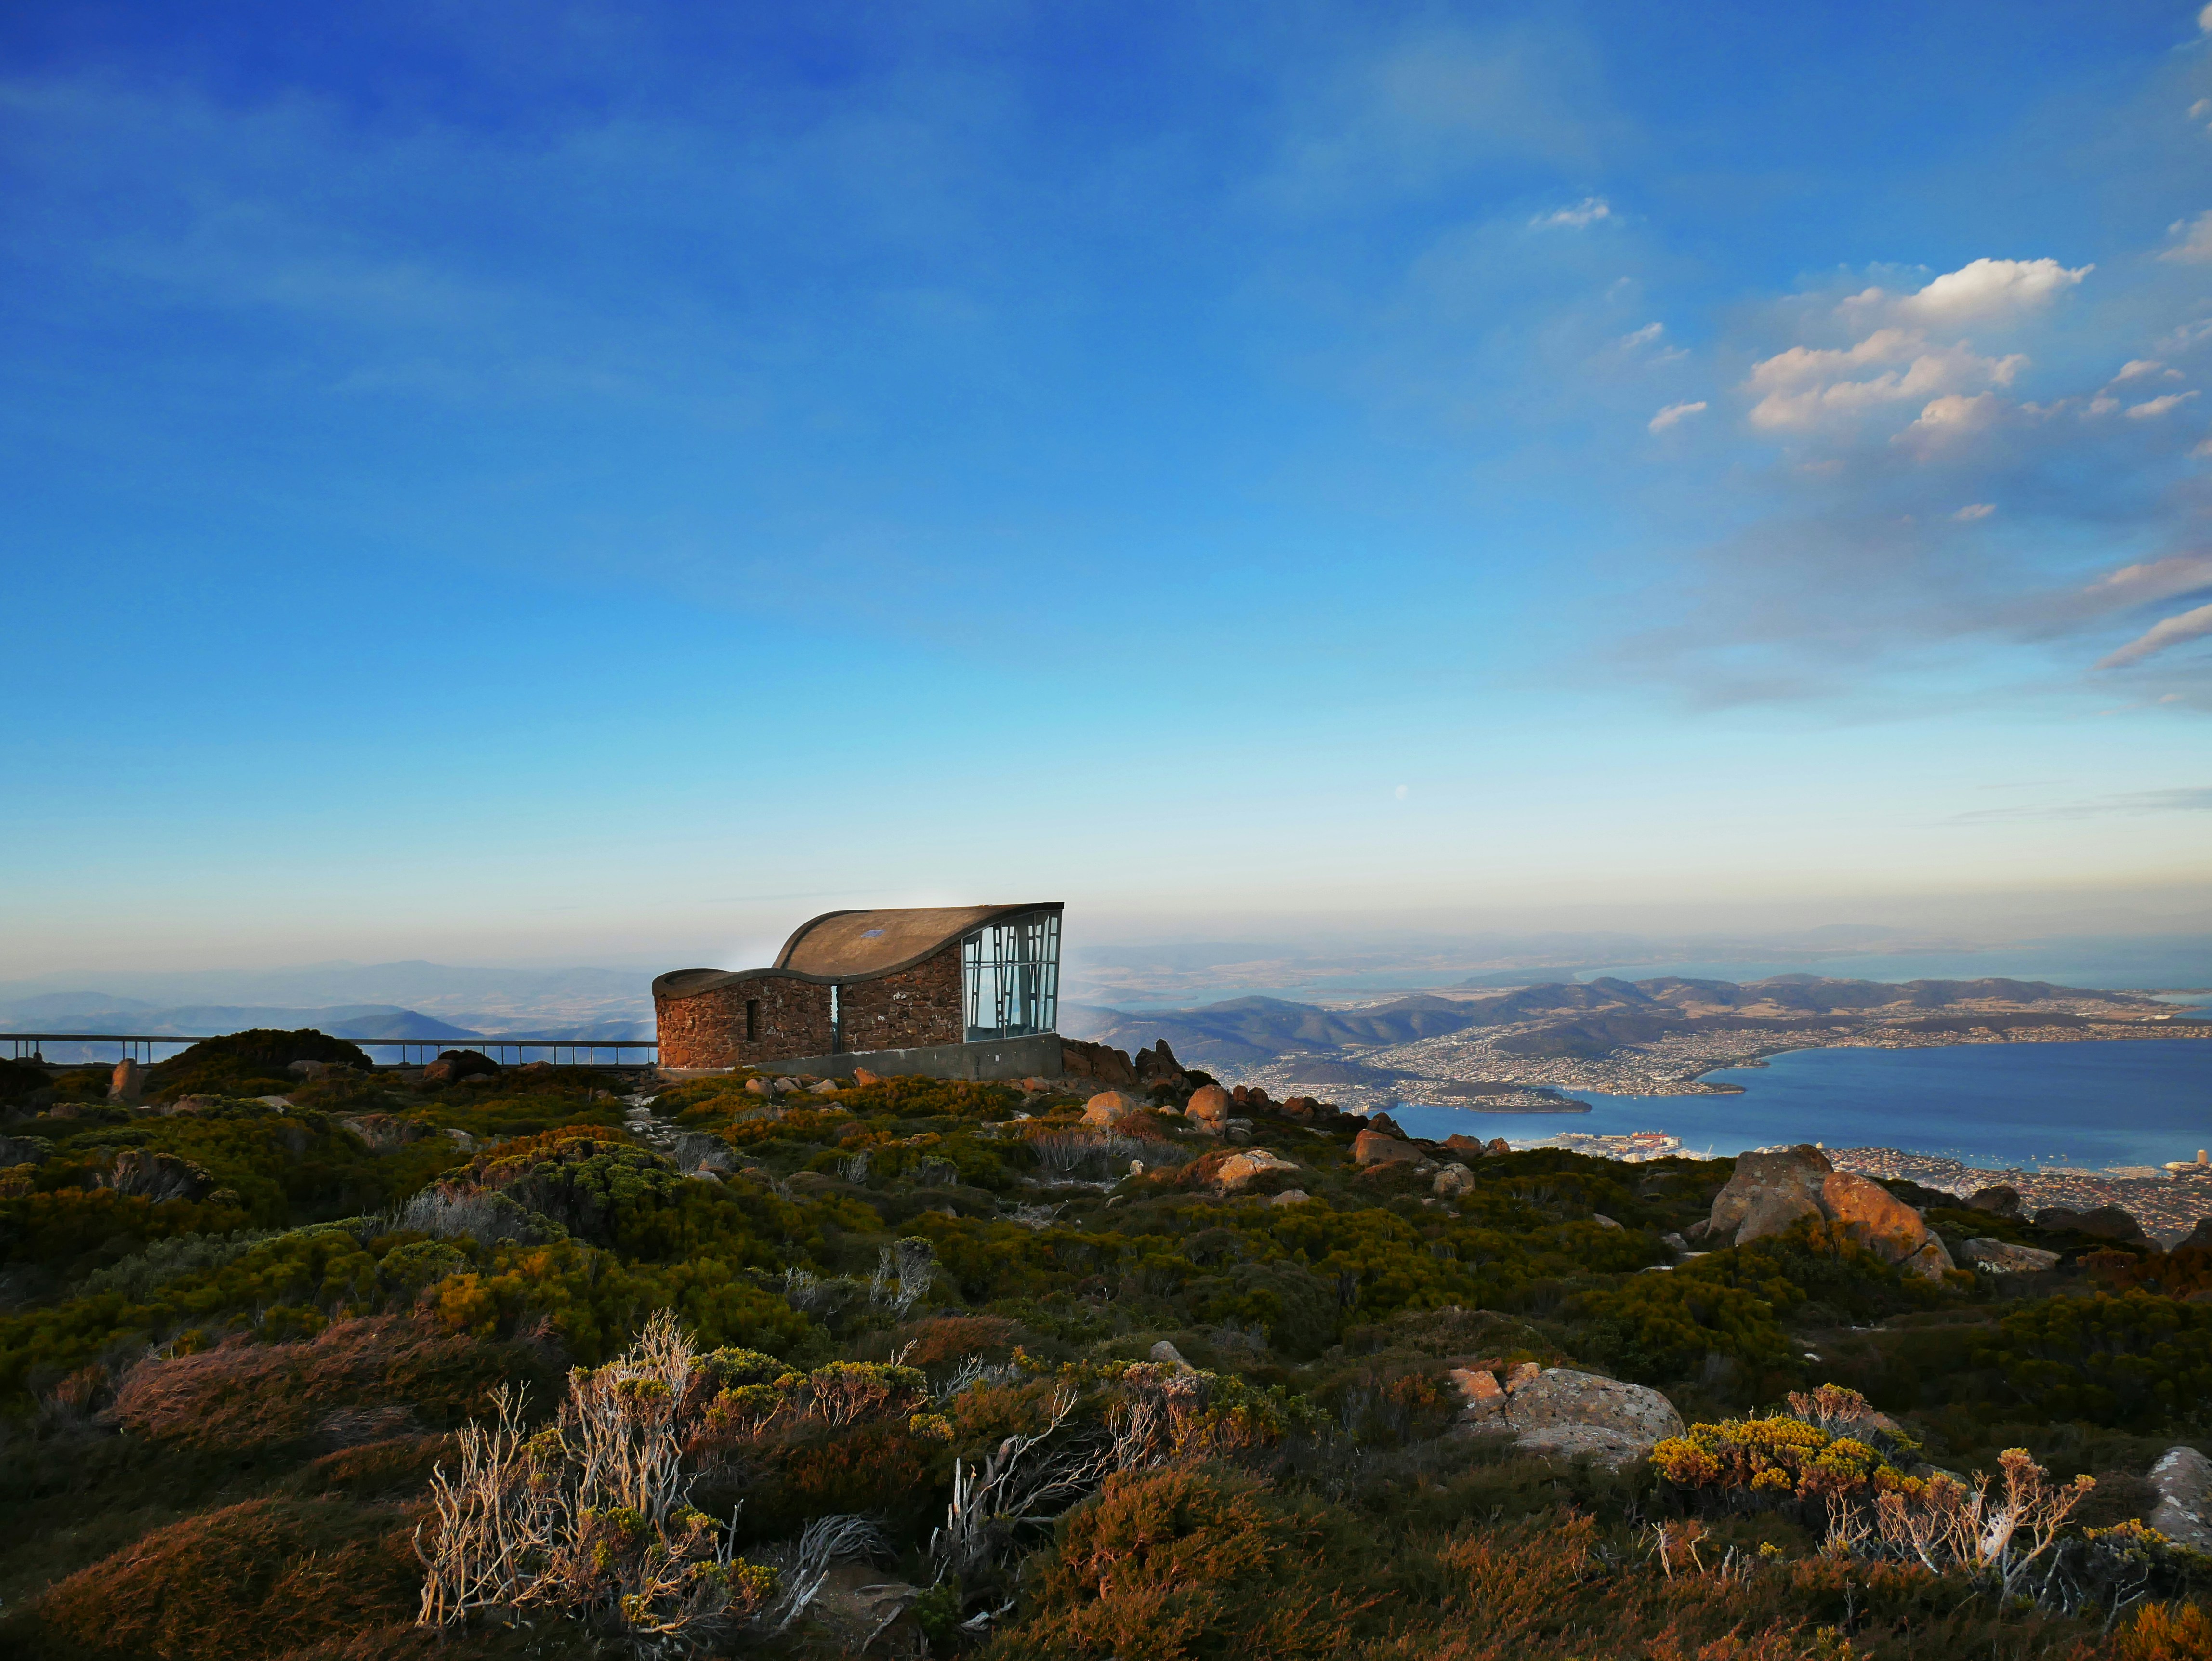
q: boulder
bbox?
[1822,1171,1955,1279]
[285,1059,333,1080]
[102,1149,216,1204]
[0,1135,53,1166]
[1266,1189,1312,1206]
[1134,1041,1187,1087]
[1367,1112,1406,1138]
[1448,1366,1507,1420]
[1432,1163,1475,1198]
[433,1049,500,1082]
[1213,1149,1299,1192]
[517,1060,556,1077]
[1968,1185,2022,1218]
[1442,1134,1488,1158]
[1185,1085,1233,1130]
[109,1059,145,1104]
[1706,1145,1832,1245]
[2182,1217,2212,1251]
[1149,1340,1196,1372]
[420,1060,456,1084]
[743,1077,773,1095]
[2147,1446,2212,1553]
[1081,1091,1140,1128]
[1486,1137,1511,1156]
[1453,1365,1685,1471]
[342,1115,431,1152]
[1353,1129,1421,1166]
[809,1079,841,1096]
[852,1067,883,1087]
[2036,1205,2152,1244]
[1062,1039,1139,1087]
[1961,1237,2060,1274]
[1276,1094,1325,1121]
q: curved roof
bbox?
[653,902,1062,1000]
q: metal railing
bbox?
[2,1032,658,1068]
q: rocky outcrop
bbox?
[2182,1217,2212,1251]
[1212,1149,1299,1192]
[1960,1237,2060,1274]
[109,1059,145,1104]
[422,1049,500,1085]
[1822,1171,1955,1279]
[1432,1163,1474,1198]
[1703,1145,1829,1242]
[2035,1205,2151,1245]
[0,1135,54,1167]
[102,1150,217,1203]
[342,1114,432,1152]
[1081,1091,1141,1127]
[1060,1039,1138,1087]
[1134,1041,1189,1089]
[1440,1134,1489,1158]
[1184,1085,1233,1131]
[1450,1365,1684,1470]
[1698,1145,1953,1279]
[1266,1188,1312,1206]
[2147,1446,2212,1552]
[1968,1185,2022,1218]
[1353,1129,1422,1166]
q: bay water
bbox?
[1391,1039,2211,1171]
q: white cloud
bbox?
[2085,395,2120,417]
[2097,600,2212,668]
[2197,437,2212,458]
[1648,399,1706,432]
[1532,196,1612,229]
[2163,211,2212,264]
[1619,321,1664,347]
[1746,329,2025,431]
[1896,393,1998,446]
[2126,391,2201,418]
[2111,360,2172,383]
[1953,502,1995,521]
[2202,2,2212,33]
[2196,98,2212,119]
[1839,258,2092,326]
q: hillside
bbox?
[0,1046,2204,1659]
[1069,974,2169,1069]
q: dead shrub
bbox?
[882,1314,1019,1367]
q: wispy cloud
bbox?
[1953,502,1995,521]
[1949,786,2212,822]
[2097,602,2212,669]
[2125,391,2199,419]
[1648,399,1706,432]
[1533,196,1612,229]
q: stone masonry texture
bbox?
[656,946,965,1068]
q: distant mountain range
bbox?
[1062,975,2167,1066]
[0,990,654,1044]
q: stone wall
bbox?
[654,946,966,1069]
[837,949,964,1053]
[656,974,835,1069]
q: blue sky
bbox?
[3,0,2210,975]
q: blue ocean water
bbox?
[1391,1040,2212,1171]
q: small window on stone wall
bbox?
[745,999,759,1041]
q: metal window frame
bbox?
[961,910,1061,1042]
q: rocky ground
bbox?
[0,1032,2206,1661]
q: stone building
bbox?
[654,903,1064,1077]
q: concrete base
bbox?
[730,1032,1065,1083]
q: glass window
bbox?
[961,910,1062,1041]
